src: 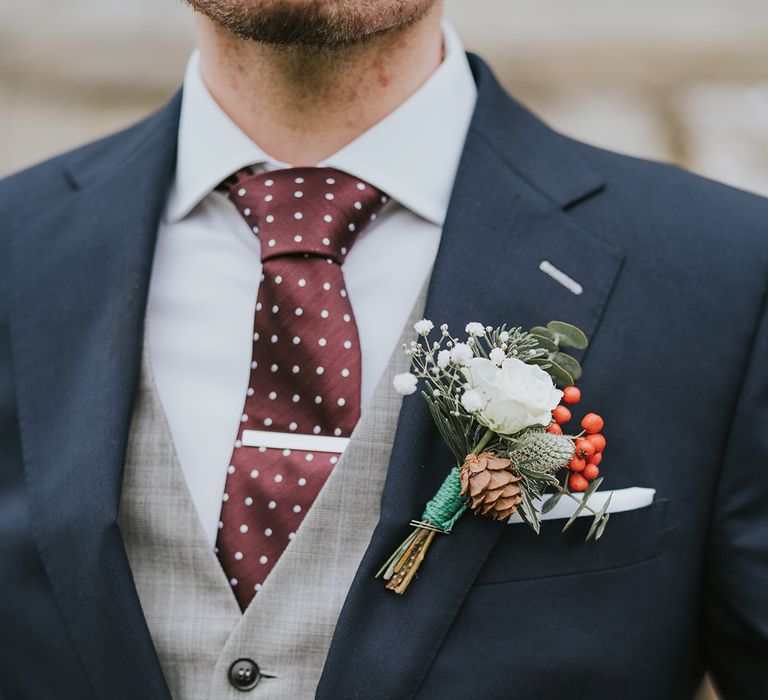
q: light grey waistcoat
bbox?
[117,291,425,699]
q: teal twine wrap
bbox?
[421,466,467,533]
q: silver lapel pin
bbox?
[539,260,583,296]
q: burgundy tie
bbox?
[216,167,386,610]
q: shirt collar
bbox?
[165,20,477,226]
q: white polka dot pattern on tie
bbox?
[215,167,387,611]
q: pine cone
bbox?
[509,429,575,474]
[460,452,523,521]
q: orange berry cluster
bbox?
[546,386,606,492]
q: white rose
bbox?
[413,319,434,336]
[450,342,474,365]
[393,372,418,395]
[462,357,563,435]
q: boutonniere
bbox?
[376,320,609,594]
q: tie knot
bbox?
[226,167,387,263]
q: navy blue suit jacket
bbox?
[1,54,767,700]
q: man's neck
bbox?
[195,6,444,166]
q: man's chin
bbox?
[186,0,438,48]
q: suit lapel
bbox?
[10,95,181,699]
[318,55,625,698]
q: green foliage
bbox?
[586,492,612,541]
[562,476,603,532]
[547,321,589,349]
[541,490,563,513]
[528,357,574,388]
[482,325,541,361]
[552,352,582,381]
[529,327,559,352]
[526,320,589,387]
[518,488,541,534]
[422,391,475,466]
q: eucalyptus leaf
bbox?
[547,321,589,350]
[595,513,610,540]
[528,357,552,368]
[586,493,613,541]
[561,497,587,532]
[561,474,604,532]
[552,352,583,382]
[582,476,604,501]
[541,491,563,513]
[586,517,599,541]
[586,495,612,540]
[531,334,559,352]
[541,358,574,388]
[530,326,556,342]
[597,492,613,518]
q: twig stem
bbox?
[472,428,496,455]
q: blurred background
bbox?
[1,1,763,695]
[1,0,767,201]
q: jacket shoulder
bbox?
[0,91,182,222]
[569,138,768,254]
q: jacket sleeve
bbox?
[705,287,768,699]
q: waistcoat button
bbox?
[228,658,261,691]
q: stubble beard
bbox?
[185,0,438,48]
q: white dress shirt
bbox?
[147,21,477,545]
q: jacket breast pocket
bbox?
[474,498,669,586]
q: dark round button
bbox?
[228,658,261,691]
